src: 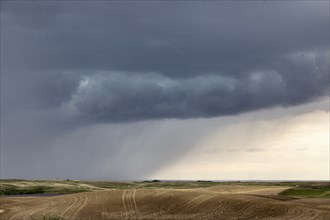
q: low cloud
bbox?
[64,50,329,122]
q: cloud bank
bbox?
[65,50,328,121]
[2,1,329,122]
[1,0,329,179]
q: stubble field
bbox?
[0,180,329,220]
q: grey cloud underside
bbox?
[2,1,329,76]
[67,50,329,121]
[2,1,329,122]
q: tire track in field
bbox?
[122,190,128,219]
[170,194,205,214]
[8,198,54,220]
[7,193,88,220]
[54,196,74,217]
[40,196,68,217]
[122,189,140,219]
[88,191,101,219]
[155,190,169,197]
[132,189,139,215]
[126,190,133,218]
[206,196,321,220]
[176,194,217,215]
[61,195,80,218]
[69,193,89,219]
[63,193,88,219]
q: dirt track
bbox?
[1,185,329,220]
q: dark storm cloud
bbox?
[2,0,329,121]
[1,71,80,115]
[2,1,329,76]
[0,1,329,179]
[66,50,328,121]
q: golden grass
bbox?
[1,185,329,220]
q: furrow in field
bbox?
[169,194,205,214]
[122,190,128,219]
[132,189,140,215]
[63,193,88,219]
[126,189,138,219]
[8,198,55,220]
[70,193,89,219]
[176,194,217,215]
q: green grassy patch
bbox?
[0,180,90,195]
[279,186,330,198]
[0,186,47,195]
[0,185,89,195]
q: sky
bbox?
[0,0,329,180]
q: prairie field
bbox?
[0,180,329,220]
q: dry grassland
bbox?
[1,184,329,220]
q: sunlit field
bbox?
[1,180,329,220]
